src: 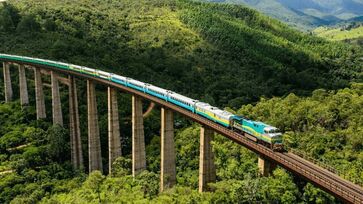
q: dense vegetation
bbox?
[237,83,363,185]
[0,103,77,203]
[314,23,363,46]
[2,84,362,203]
[0,0,362,203]
[0,0,362,108]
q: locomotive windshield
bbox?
[272,129,281,133]
[265,128,281,134]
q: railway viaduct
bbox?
[1,58,363,203]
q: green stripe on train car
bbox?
[7,56,68,70]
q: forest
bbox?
[0,0,362,107]
[0,0,362,203]
[2,83,362,203]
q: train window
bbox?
[131,83,142,88]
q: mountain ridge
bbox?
[0,0,362,108]
[203,0,363,30]
[0,1,362,203]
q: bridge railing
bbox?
[290,148,362,187]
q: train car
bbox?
[111,74,127,85]
[18,56,33,64]
[195,103,220,124]
[232,117,283,151]
[126,78,146,92]
[168,92,197,112]
[0,53,284,150]
[97,70,111,80]
[81,67,98,77]
[44,59,65,69]
[31,57,46,65]
[195,103,234,127]
[145,84,168,101]
[69,65,83,73]
[56,62,71,70]
[264,126,283,151]
[195,102,214,120]
[211,109,235,127]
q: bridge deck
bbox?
[3,58,363,203]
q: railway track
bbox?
[284,153,363,201]
[286,153,361,192]
[3,58,363,204]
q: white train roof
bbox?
[213,109,234,120]
[111,74,126,80]
[127,78,145,86]
[169,92,198,104]
[82,66,96,71]
[196,102,234,119]
[0,54,238,122]
[146,84,168,93]
[70,64,82,69]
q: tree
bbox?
[0,3,21,32]
[111,156,132,177]
[46,125,69,163]
[135,171,160,198]
[0,7,15,31]
[16,14,40,33]
[83,171,105,203]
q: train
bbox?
[0,54,284,151]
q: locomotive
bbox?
[0,54,284,151]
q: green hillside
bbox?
[314,24,363,46]
[0,0,363,203]
[0,0,362,109]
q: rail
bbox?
[290,149,340,174]
[1,57,363,203]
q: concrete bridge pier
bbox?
[87,80,103,173]
[69,76,83,170]
[258,156,276,176]
[3,62,13,102]
[18,64,29,106]
[108,87,122,174]
[199,126,216,192]
[132,95,146,177]
[51,71,63,126]
[34,68,46,119]
[160,108,176,192]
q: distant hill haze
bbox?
[204,0,363,30]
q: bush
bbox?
[16,14,40,33]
